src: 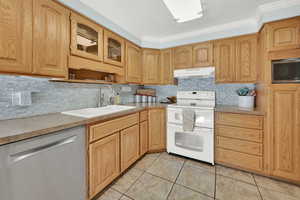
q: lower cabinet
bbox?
[120,125,140,172]
[215,112,264,173]
[148,108,166,151]
[89,133,120,197]
[140,120,148,156]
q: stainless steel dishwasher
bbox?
[0,126,86,200]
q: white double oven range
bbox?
[167,91,215,165]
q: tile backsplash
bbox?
[145,77,255,105]
[0,75,139,120]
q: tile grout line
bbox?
[253,174,264,200]
[166,158,186,199]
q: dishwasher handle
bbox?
[9,135,77,163]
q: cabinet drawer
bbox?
[140,110,148,122]
[216,136,263,156]
[89,113,139,142]
[216,148,263,172]
[216,112,263,129]
[216,125,263,143]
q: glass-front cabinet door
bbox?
[70,12,103,61]
[104,30,125,67]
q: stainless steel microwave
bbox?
[272,58,300,83]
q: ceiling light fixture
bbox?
[162,0,203,23]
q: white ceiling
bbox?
[75,0,300,48]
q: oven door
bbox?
[167,123,214,164]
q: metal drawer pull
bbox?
[10,136,77,163]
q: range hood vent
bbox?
[174,67,215,78]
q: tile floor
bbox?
[96,152,300,200]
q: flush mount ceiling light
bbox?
[162,0,203,23]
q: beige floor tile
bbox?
[160,152,186,164]
[126,172,173,200]
[147,156,184,182]
[216,165,255,184]
[112,168,144,193]
[176,165,215,197]
[254,175,300,198]
[134,153,160,171]
[216,175,261,200]
[184,159,215,173]
[259,187,299,200]
[120,195,133,200]
[97,188,122,200]
[168,184,213,200]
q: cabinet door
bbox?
[214,39,236,83]
[120,125,140,172]
[126,42,142,83]
[0,0,32,74]
[142,49,161,84]
[173,46,192,69]
[140,120,148,156]
[148,109,166,151]
[161,49,174,85]
[104,30,125,67]
[70,12,103,62]
[235,35,257,82]
[269,86,300,181]
[192,42,213,67]
[268,17,300,51]
[89,133,120,198]
[33,0,69,77]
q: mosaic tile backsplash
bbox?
[145,77,255,105]
[0,75,139,120]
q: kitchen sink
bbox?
[61,105,136,118]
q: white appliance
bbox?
[167,91,215,164]
[174,67,215,78]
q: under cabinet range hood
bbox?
[174,67,215,78]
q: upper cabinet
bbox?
[214,34,258,83]
[160,49,174,85]
[266,17,300,52]
[192,42,214,67]
[214,39,236,83]
[0,0,32,74]
[173,45,193,69]
[70,12,103,62]
[33,0,69,77]
[235,35,257,82]
[126,42,142,83]
[104,30,125,67]
[142,49,161,84]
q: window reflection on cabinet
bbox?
[104,30,125,67]
[70,12,103,61]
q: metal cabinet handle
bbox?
[10,136,77,163]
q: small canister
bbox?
[152,96,157,103]
[147,96,152,103]
[135,95,141,103]
[142,95,147,103]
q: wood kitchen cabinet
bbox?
[104,30,125,67]
[142,49,161,84]
[173,45,193,69]
[120,125,140,172]
[235,35,257,82]
[265,17,300,52]
[70,12,103,62]
[33,0,69,77]
[214,39,236,83]
[148,108,166,151]
[139,111,148,156]
[89,133,120,198]
[126,42,142,83]
[192,42,214,67]
[0,0,32,74]
[268,85,300,182]
[160,49,174,85]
